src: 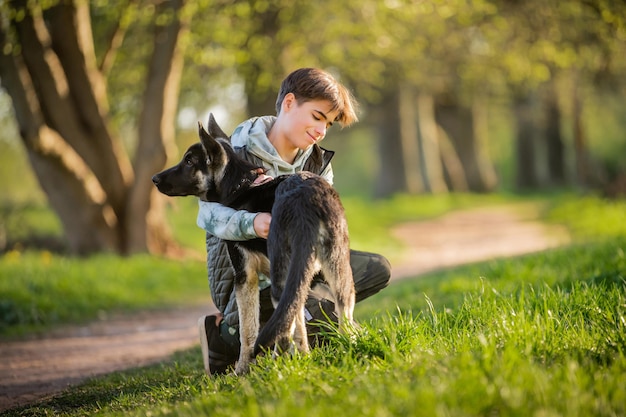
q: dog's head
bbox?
[152,113,259,202]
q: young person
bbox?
[196,68,391,375]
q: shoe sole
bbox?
[198,316,211,376]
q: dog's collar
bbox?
[232,169,262,192]
[234,176,253,192]
[232,169,272,194]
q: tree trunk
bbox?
[0,36,117,254]
[543,80,566,186]
[471,95,498,191]
[1,0,186,255]
[128,0,188,254]
[513,91,539,190]
[572,78,588,188]
[398,84,424,194]
[416,92,447,193]
[372,89,406,198]
[437,125,469,192]
[435,94,496,192]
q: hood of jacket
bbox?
[230,116,318,176]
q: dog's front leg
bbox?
[234,274,259,375]
[228,244,261,376]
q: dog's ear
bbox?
[198,121,226,159]
[207,113,231,141]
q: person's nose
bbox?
[314,123,327,139]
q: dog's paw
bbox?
[339,320,361,343]
[234,357,259,376]
[234,361,250,376]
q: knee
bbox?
[371,253,392,289]
[352,252,392,302]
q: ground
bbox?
[0,205,569,412]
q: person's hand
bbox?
[252,168,273,186]
[253,212,272,238]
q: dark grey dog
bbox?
[152,114,355,375]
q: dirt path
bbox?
[390,204,569,279]
[0,205,569,412]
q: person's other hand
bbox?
[253,212,272,238]
[252,168,273,186]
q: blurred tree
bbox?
[370,75,407,198]
[3,0,625,256]
[239,0,285,116]
[511,89,539,189]
[484,0,626,190]
[542,77,565,186]
[0,0,188,255]
[333,0,498,196]
[184,0,504,197]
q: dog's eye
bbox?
[185,157,194,167]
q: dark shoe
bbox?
[198,315,238,376]
[304,298,338,347]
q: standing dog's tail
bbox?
[253,243,317,356]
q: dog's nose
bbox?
[151,174,160,185]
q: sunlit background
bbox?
[1,0,625,255]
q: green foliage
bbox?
[0,123,45,205]
[0,202,62,245]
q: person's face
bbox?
[281,93,339,151]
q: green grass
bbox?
[545,194,626,240]
[5,236,625,416]
[2,193,626,415]
[0,252,208,338]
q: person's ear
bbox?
[282,93,295,112]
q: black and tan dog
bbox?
[152,114,355,375]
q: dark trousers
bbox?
[222,249,391,347]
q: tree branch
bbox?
[98,0,141,78]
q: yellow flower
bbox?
[40,250,53,265]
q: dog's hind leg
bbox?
[322,247,356,333]
[292,306,309,354]
[255,242,318,356]
[266,245,292,356]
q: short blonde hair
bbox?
[276,68,359,127]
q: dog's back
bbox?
[254,172,355,354]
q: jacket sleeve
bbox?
[196,200,258,241]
